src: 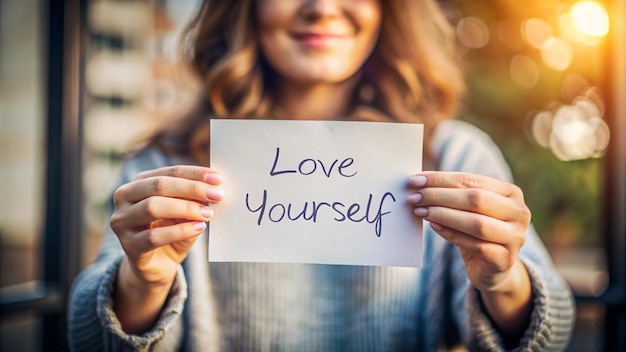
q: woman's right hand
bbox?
[109,165,223,333]
[111,165,223,285]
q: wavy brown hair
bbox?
[153,0,465,166]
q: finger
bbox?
[415,206,524,248]
[151,218,190,228]
[408,187,522,221]
[409,172,524,201]
[132,221,207,253]
[115,176,224,205]
[429,221,510,270]
[111,196,213,231]
[134,165,222,185]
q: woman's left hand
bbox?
[407,171,532,294]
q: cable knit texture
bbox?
[68,120,575,351]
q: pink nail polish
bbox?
[206,188,224,200]
[200,207,213,219]
[407,193,423,204]
[192,222,207,231]
[204,173,222,184]
[410,175,427,187]
[414,207,428,217]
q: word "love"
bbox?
[269,147,357,178]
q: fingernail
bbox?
[414,207,428,217]
[206,188,224,200]
[409,175,427,187]
[200,206,213,219]
[192,222,207,231]
[204,173,222,184]
[407,193,423,204]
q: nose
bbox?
[300,0,342,20]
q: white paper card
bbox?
[209,119,424,267]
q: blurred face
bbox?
[256,0,382,86]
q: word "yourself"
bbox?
[244,147,397,237]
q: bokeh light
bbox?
[456,17,490,49]
[522,18,553,49]
[529,88,610,161]
[559,12,586,43]
[529,110,553,148]
[570,1,610,37]
[540,36,573,71]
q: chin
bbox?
[290,64,358,85]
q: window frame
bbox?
[0,0,86,350]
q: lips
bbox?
[291,31,347,49]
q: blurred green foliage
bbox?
[449,0,605,245]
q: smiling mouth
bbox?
[292,33,347,49]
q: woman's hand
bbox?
[407,171,533,337]
[109,165,223,333]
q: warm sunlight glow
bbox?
[570,1,609,37]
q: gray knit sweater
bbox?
[68,120,575,351]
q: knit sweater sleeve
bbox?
[431,120,575,351]
[67,148,189,351]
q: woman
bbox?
[68,0,575,351]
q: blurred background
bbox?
[0,0,624,350]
